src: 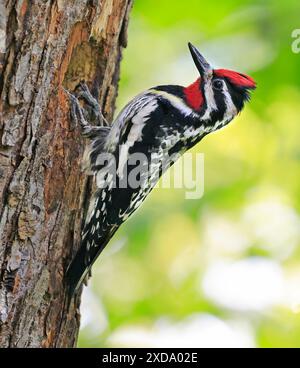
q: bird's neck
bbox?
[183,78,204,111]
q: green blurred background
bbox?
[79,0,300,348]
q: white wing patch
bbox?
[108,92,159,150]
[117,98,158,178]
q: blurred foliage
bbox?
[78,0,300,347]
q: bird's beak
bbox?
[188,42,213,80]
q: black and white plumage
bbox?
[66,43,256,295]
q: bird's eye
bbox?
[213,79,223,90]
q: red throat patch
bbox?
[184,78,204,111]
[214,69,256,89]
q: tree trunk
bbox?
[0,0,132,348]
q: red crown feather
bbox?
[214,69,256,89]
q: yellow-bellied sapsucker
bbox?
[65,43,256,295]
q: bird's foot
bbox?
[64,84,110,138]
[76,82,109,127]
[63,87,91,134]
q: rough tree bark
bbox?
[0,0,132,348]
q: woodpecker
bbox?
[65,43,256,295]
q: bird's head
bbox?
[184,43,256,130]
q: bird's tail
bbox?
[66,226,118,297]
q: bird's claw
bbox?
[76,82,109,127]
[63,86,90,132]
[63,81,109,132]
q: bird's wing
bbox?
[84,92,159,174]
[107,91,160,149]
